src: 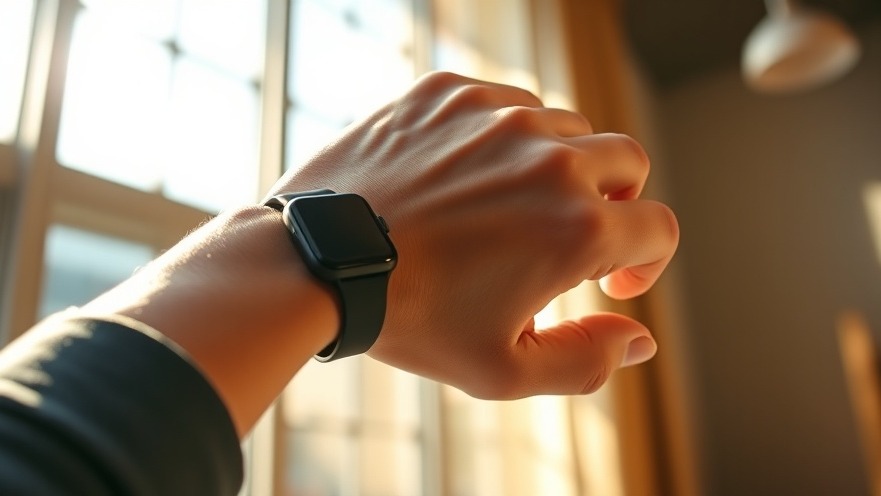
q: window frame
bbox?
[0,2,634,496]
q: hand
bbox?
[267,72,679,399]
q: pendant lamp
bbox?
[742,0,861,93]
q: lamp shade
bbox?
[742,6,860,93]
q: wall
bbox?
[656,22,881,496]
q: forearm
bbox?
[81,205,338,437]
[0,316,244,495]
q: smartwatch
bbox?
[264,189,397,362]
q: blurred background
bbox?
[1,0,880,495]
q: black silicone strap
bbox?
[263,189,335,210]
[264,190,389,362]
[315,273,390,362]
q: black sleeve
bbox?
[0,315,243,495]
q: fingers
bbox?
[569,133,650,199]
[577,199,679,298]
[600,255,675,300]
[470,313,656,399]
[552,132,675,298]
[536,107,594,137]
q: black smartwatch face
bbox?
[289,194,396,273]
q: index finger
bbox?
[584,199,679,299]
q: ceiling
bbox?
[622,0,881,88]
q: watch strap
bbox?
[263,189,335,211]
[264,190,390,362]
[315,273,390,361]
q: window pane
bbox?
[281,2,422,494]
[285,108,342,172]
[80,0,178,41]
[351,0,413,48]
[286,431,356,495]
[40,225,154,318]
[359,436,421,496]
[283,356,360,426]
[0,0,35,143]
[361,358,421,429]
[57,11,171,191]
[177,0,267,79]
[444,388,504,496]
[165,58,260,211]
[58,7,263,213]
[289,0,413,124]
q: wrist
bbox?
[81,204,340,435]
[263,191,396,361]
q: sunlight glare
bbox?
[164,59,259,211]
[177,0,266,79]
[57,12,171,191]
[0,0,35,143]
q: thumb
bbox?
[510,313,656,396]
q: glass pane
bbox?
[80,0,178,41]
[0,0,35,143]
[283,355,360,426]
[177,0,266,79]
[57,11,172,191]
[359,436,421,496]
[351,0,413,48]
[59,7,263,213]
[285,108,342,172]
[286,431,356,495]
[165,58,260,211]
[289,0,413,124]
[361,357,421,429]
[40,225,154,318]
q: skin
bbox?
[81,72,679,437]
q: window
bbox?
[0,1,630,495]
[281,2,428,494]
[0,0,35,144]
[39,224,154,318]
[57,0,265,213]
[284,358,423,494]
[286,0,414,171]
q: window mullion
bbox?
[51,167,209,246]
[258,0,290,197]
[420,380,446,496]
[0,146,15,186]
[252,1,290,496]
[2,0,80,343]
[412,0,435,75]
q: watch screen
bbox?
[292,194,395,269]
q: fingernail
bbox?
[621,336,657,367]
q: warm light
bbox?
[863,182,881,269]
[0,0,35,143]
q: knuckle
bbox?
[512,87,543,107]
[414,70,466,92]
[615,133,651,174]
[532,143,581,183]
[493,105,539,130]
[659,202,680,246]
[574,112,594,134]
[573,197,608,232]
[449,83,497,107]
